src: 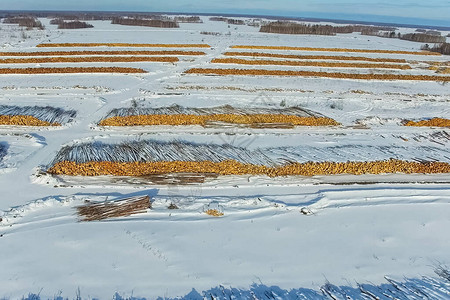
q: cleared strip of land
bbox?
[230,45,441,55]
[223,51,408,63]
[48,159,450,177]
[0,67,147,74]
[37,43,211,48]
[185,68,450,81]
[0,56,178,64]
[0,50,206,56]
[211,58,411,69]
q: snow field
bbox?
[0,16,449,298]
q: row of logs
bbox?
[0,115,60,126]
[0,57,178,64]
[0,67,147,74]
[185,68,450,81]
[0,50,205,57]
[404,118,450,127]
[211,58,412,69]
[48,159,450,177]
[37,43,211,48]
[223,52,408,63]
[99,114,339,127]
[230,45,440,55]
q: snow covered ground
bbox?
[0,16,449,299]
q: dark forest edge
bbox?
[422,43,450,55]
[260,21,448,45]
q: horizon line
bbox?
[1,9,449,30]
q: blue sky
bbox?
[1,0,449,26]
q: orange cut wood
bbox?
[230,45,440,55]
[99,114,339,126]
[0,50,205,56]
[48,159,450,177]
[0,56,178,64]
[404,118,450,127]
[0,67,147,74]
[185,68,450,81]
[0,115,60,126]
[223,52,408,63]
[37,43,211,48]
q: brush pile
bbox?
[99,105,339,127]
[77,195,151,221]
[0,105,76,126]
[211,58,411,69]
[0,50,206,56]
[230,45,440,55]
[0,67,147,74]
[0,56,178,64]
[405,118,450,127]
[185,68,450,81]
[223,52,408,63]
[37,43,211,48]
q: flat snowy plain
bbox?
[0,17,449,299]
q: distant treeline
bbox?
[121,14,173,21]
[111,17,179,28]
[260,21,395,35]
[174,16,202,23]
[2,16,44,29]
[209,17,246,25]
[260,21,448,44]
[209,17,228,22]
[227,19,245,25]
[46,14,111,21]
[422,43,450,55]
[363,30,446,43]
[401,33,446,43]
[415,29,442,36]
[50,19,94,29]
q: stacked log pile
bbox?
[404,118,450,127]
[0,67,147,74]
[223,52,408,63]
[230,45,440,55]
[185,68,450,81]
[0,115,58,126]
[98,105,338,127]
[0,56,178,64]
[99,114,339,127]
[48,159,450,177]
[37,43,211,48]
[211,58,411,69]
[0,105,76,126]
[0,50,205,56]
